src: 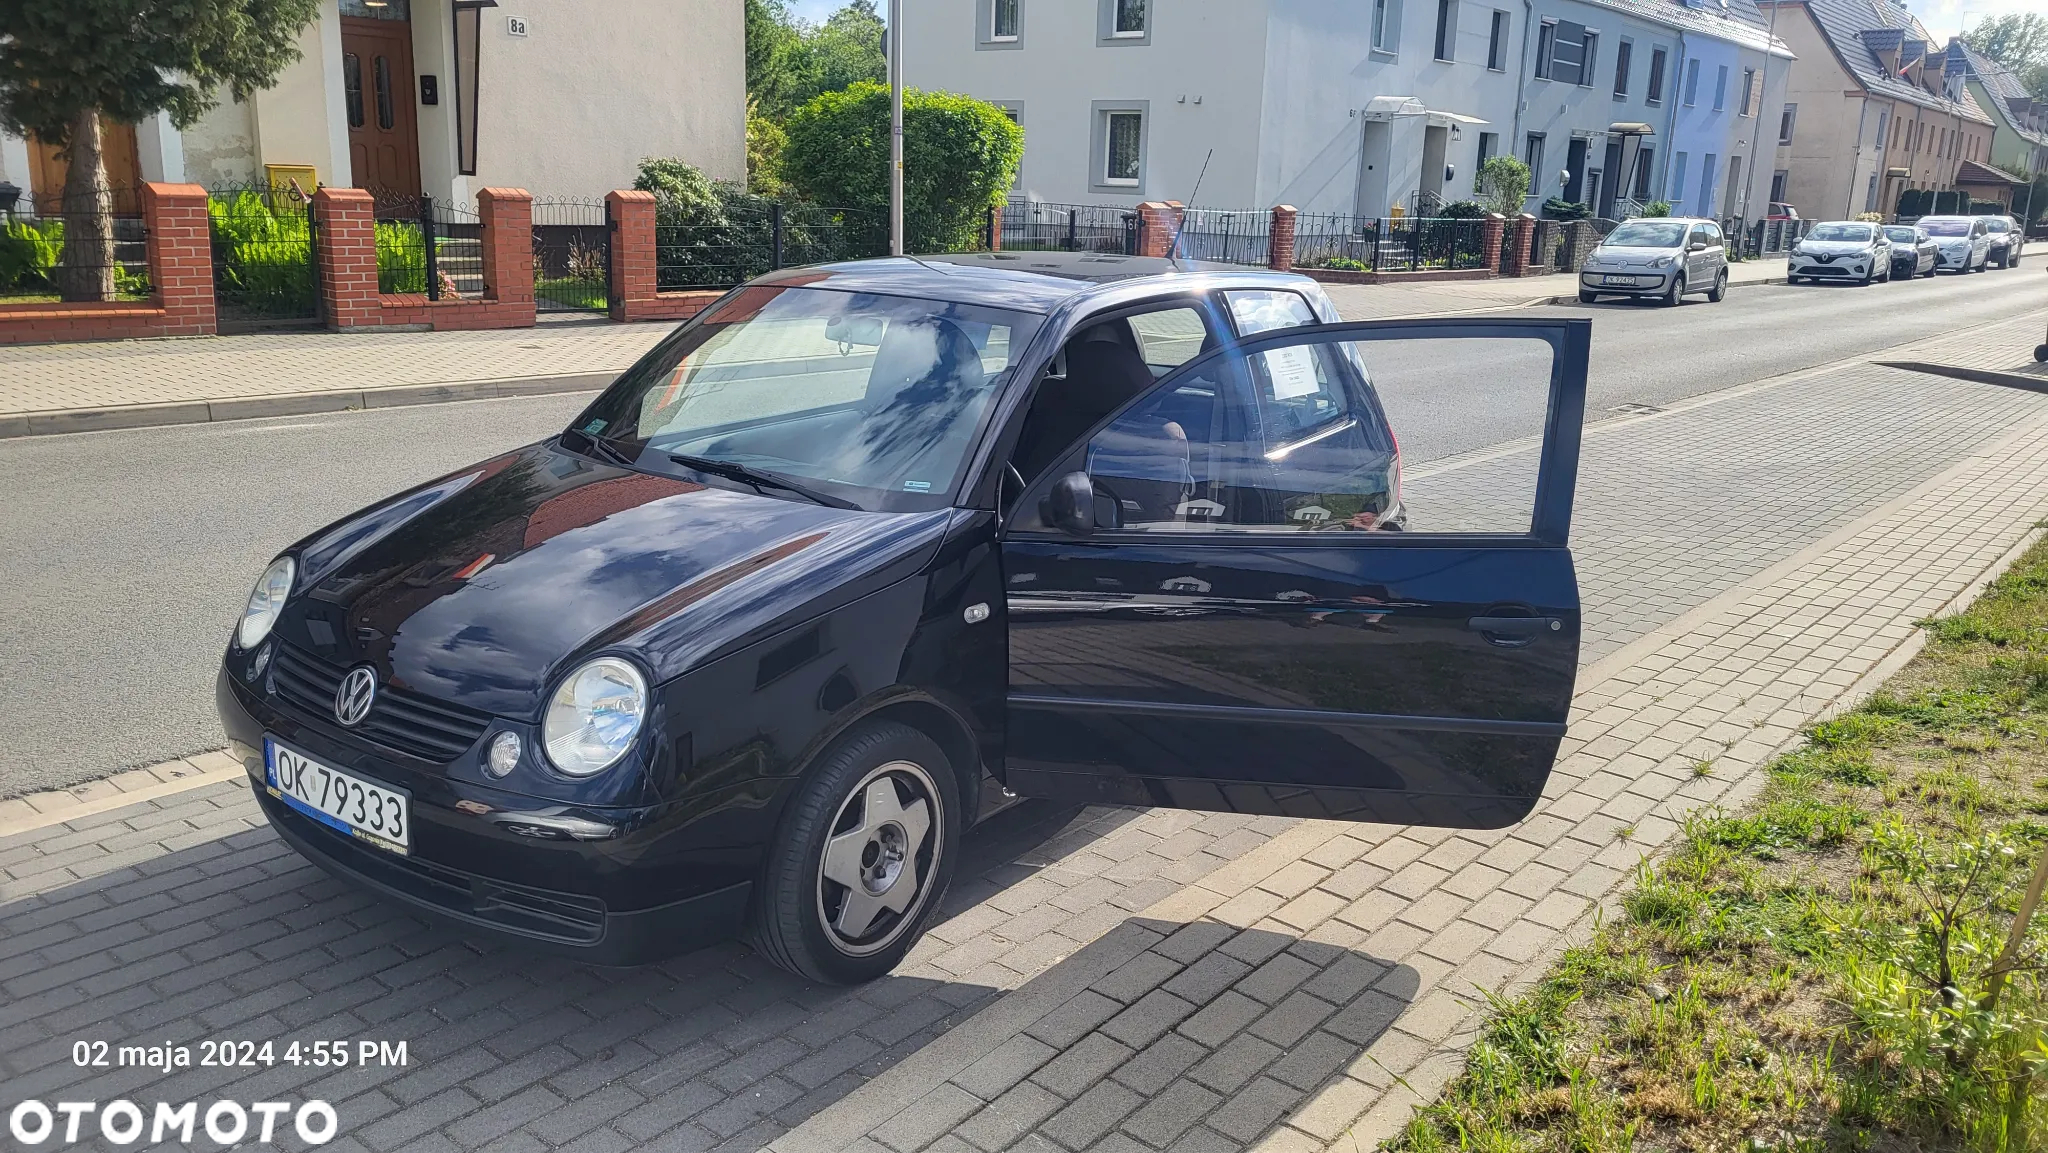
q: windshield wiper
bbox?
[668,453,860,510]
[564,428,640,469]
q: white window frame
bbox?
[1372,0,1400,55]
[1099,0,1152,45]
[1093,104,1149,192]
[979,0,1022,48]
[1683,58,1699,106]
[1781,102,1799,145]
[1579,31,1599,88]
[1434,0,1458,62]
[1613,38,1632,97]
[1487,9,1509,71]
[1646,46,1666,104]
[1712,64,1727,111]
[1534,20,1555,79]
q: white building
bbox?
[901,0,1789,221]
[0,0,744,205]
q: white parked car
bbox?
[1787,221,1893,285]
[1918,216,1993,273]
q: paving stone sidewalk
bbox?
[0,311,2041,1153]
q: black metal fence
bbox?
[653,197,881,291]
[208,183,320,328]
[532,197,610,313]
[368,190,482,300]
[0,186,149,303]
[999,201,1138,254]
[1175,207,1270,266]
[1292,212,1488,272]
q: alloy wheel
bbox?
[814,761,941,957]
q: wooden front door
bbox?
[29,122,143,202]
[341,16,423,198]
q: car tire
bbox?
[1578,290,1598,303]
[1707,269,1727,302]
[750,720,960,984]
[2037,344,2048,364]
[1664,274,1685,306]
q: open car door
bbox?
[999,316,1589,829]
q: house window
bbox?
[373,55,395,131]
[1864,173,1878,211]
[1647,47,1666,103]
[992,0,1019,40]
[1535,21,1554,78]
[1739,67,1755,115]
[1724,155,1741,213]
[343,53,365,130]
[1699,152,1717,214]
[1477,131,1498,166]
[1103,109,1143,185]
[1780,103,1798,144]
[1683,58,1699,106]
[1434,0,1456,61]
[1634,145,1653,198]
[1712,65,1727,111]
[1542,21,1591,84]
[1488,10,1508,70]
[1670,151,1688,209]
[1580,33,1598,88]
[999,105,1022,188]
[1113,0,1146,35]
[1525,132,1546,183]
[1614,40,1632,96]
[1372,0,1395,51]
[1770,169,1787,202]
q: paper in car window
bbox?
[1263,346,1321,400]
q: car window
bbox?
[1921,218,1968,236]
[1808,223,1872,242]
[1225,290,1318,336]
[1604,221,1688,247]
[1984,218,2009,234]
[1127,308,1210,374]
[1701,223,1724,246]
[1882,227,1916,243]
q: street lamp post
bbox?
[889,0,905,257]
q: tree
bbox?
[0,0,319,301]
[782,82,1022,253]
[745,0,806,121]
[745,0,886,122]
[1476,155,1531,217]
[1968,12,2048,99]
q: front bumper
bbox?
[1578,269,1676,296]
[1791,258,1869,278]
[219,666,761,965]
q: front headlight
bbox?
[236,556,295,650]
[543,657,648,777]
[1650,255,1675,268]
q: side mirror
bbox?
[1688,241,1708,252]
[1049,472,1096,537]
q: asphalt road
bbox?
[1,260,2044,796]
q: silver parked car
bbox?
[1919,215,1994,273]
[1984,215,2025,268]
[1578,217,1729,306]
[1788,221,1893,285]
[1881,224,1938,278]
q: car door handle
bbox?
[1468,616,1561,641]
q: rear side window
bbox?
[1127,308,1210,375]
[1225,290,1318,335]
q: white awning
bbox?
[1359,96,1489,127]
[1428,110,1490,127]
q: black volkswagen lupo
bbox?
[217,253,1590,983]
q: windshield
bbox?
[1882,227,1918,243]
[1603,221,1689,248]
[1806,223,1872,243]
[1922,219,1970,237]
[568,286,1043,511]
[1984,218,2010,233]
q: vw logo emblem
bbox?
[334,666,378,727]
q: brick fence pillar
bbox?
[1136,201,1184,258]
[606,190,656,322]
[1268,205,1298,272]
[476,187,535,322]
[988,204,1003,251]
[312,187,381,330]
[141,182,216,336]
[1502,213,1534,276]
[1481,213,1505,273]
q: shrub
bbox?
[1476,155,1531,218]
[0,218,61,291]
[1542,197,1590,220]
[782,81,1022,253]
[1857,211,1885,223]
[375,220,427,294]
[209,190,315,314]
[1642,200,1672,217]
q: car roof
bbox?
[750,253,1291,313]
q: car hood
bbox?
[1796,240,1876,254]
[280,440,953,719]
[1586,247,1678,268]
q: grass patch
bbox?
[1389,539,2048,1152]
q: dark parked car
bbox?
[1882,224,1938,279]
[1984,215,2025,268]
[217,255,1591,982]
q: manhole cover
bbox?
[1610,402,1665,415]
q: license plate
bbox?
[265,738,411,854]
[1601,275,1640,286]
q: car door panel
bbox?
[999,317,1590,829]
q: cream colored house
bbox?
[0,0,744,204]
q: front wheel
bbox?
[1664,274,1686,306]
[1707,269,1728,302]
[751,720,959,984]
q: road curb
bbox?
[0,369,618,440]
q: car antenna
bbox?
[1166,149,1214,272]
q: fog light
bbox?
[244,642,274,684]
[487,731,522,778]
